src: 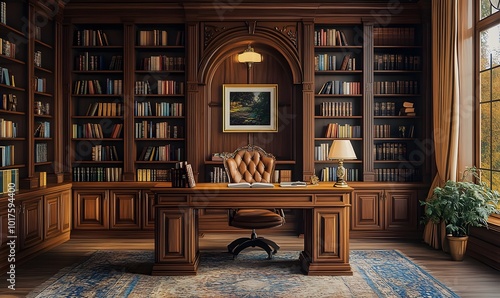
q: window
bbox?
[478,1,500,216]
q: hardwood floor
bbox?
[0,233,499,297]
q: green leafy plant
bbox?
[421,167,500,237]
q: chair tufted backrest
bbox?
[223,145,276,183]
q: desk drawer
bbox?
[157,195,188,205]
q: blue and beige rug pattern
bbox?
[28,250,459,297]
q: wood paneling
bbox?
[385,190,417,230]
[352,190,383,231]
[142,191,155,230]
[110,190,141,229]
[73,190,109,229]
[21,197,44,250]
[44,193,62,239]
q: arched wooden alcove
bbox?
[194,22,305,182]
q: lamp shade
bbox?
[328,140,357,160]
[237,46,262,63]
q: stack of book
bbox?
[399,102,415,116]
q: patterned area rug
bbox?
[28,250,458,298]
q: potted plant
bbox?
[421,167,500,261]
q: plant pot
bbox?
[447,235,468,261]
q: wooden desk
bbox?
[152,182,353,276]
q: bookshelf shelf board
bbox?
[73,160,124,164]
[34,161,53,166]
[0,82,24,92]
[135,45,184,50]
[374,116,418,119]
[34,137,53,141]
[134,116,184,119]
[134,94,185,98]
[135,160,180,164]
[0,137,26,141]
[314,160,363,164]
[72,46,123,50]
[135,70,185,74]
[71,138,124,141]
[71,94,123,97]
[135,138,185,141]
[72,116,123,119]
[373,94,421,97]
[0,164,25,170]
[34,91,53,97]
[72,70,123,74]
[315,116,362,119]
[0,23,25,37]
[34,114,53,119]
[0,54,26,65]
[315,137,363,141]
[315,94,362,98]
[35,66,53,74]
[315,70,363,74]
[374,45,422,49]
[314,46,363,49]
[374,70,422,74]
[374,138,417,141]
[0,110,25,116]
[35,39,54,50]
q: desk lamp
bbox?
[328,140,357,187]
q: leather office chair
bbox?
[223,145,285,259]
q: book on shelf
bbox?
[185,163,196,188]
[227,182,274,188]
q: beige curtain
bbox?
[423,0,460,250]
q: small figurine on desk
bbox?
[310,174,320,185]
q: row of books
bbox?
[0,2,5,25]
[314,28,349,46]
[209,166,228,183]
[319,167,360,182]
[134,101,183,117]
[34,77,46,93]
[74,29,110,46]
[1,94,17,111]
[0,169,19,195]
[35,143,47,163]
[73,79,123,95]
[136,168,171,182]
[91,145,119,161]
[75,54,123,71]
[375,168,419,182]
[374,54,421,71]
[134,121,183,139]
[314,143,331,161]
[374,124,415,139]
[374,102,397,116]
[374,80,418,95]
[373,27,416,46]
[139,56,185,71]
[314,54,355,71]
[0,118,17,138]
[319,101,353,117]
[86,102,123,117]
[34,121,50,138]
[324,123,361,138]
[134,80,184,95]
[318,81,361,95]
[72,123,122,139]
[0,145,14,166]
[72,167,123,182]
[138,145,182,162]
[0,67,15,86]
[374,143,407,161]
[0,38,16,59]
[137,30,184,46]
[171,162,195,188]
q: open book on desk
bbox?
[279,181,307,187]
[227,182,275,188]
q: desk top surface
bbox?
[152,182,353,193]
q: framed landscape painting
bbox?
[222,84,278,132]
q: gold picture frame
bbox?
[222,84,278,132]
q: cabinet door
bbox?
[351,190,384,231]
[73,189,109,229]
[110,190,141,230]
[143,191,155,230]
[384,189,417,231]
[21,196,44,250]
[44,192,62,239]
